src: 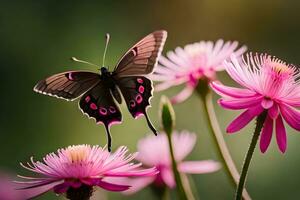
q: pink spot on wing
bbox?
[68,72,74,80]
[85,96,91,103]
[108,120,122,126]
[136,94,143,104]
[109,106,116,113]
[99,107,107,115]
[134,112,144,119]
[130,100,136,108]
[90,103,97,110]
[137,78,144,84]
[138,85,145,94]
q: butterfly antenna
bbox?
[144,111,158,136]
[104,124,112,152]
[102,33,110,68]
[71,57,100,68]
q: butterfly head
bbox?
[100,67,109,75]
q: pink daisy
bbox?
[211,53,300,153]
[16,145,158,199]
[113,131,220,194]
[151,40,247,103]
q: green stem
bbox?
[166,132,189,200]
[196,79,251,200]
[235,112,267,200]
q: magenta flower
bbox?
[151,40,246,103]
[16,145,157,199]
[113,131,220,194]
[211,53,300,153]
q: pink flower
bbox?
[0,172,24,200]
[211,53,300,153]
[16,145,158,199]
[151,40,246,103]
[113,131,220,194]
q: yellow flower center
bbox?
[66,145,89,163]
[267,60,293,75]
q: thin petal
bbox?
[259,115,273,153]
[219,97,262,110]
[268,103,279,119]
[21,181,63,199]
[210,81,256,98]
[276,115,287,153]
[96,180,130,192]
[280,104,300,131]
[161,168,175,188]
[171,86,194,104]
[104,167,158,177]
[178,160,221,174]
[227,105,264,133]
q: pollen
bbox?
[267,58,294,75]
[66,145,89,163]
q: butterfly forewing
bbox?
[34,71,100,101]
[113,30,167,77]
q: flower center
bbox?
[66,145,89,163]
[265,59,294,79]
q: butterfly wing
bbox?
[79,82,122,151]
[115,76,157,135]
[113,30,167,77]
[34,71,100,101]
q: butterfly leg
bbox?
[104,124,112,152]
[144,111,158,136]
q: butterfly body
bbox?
[34,30,167,151]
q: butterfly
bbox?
[33,30,167,151]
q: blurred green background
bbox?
[1,0,300,199]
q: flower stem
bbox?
[235,111,267,200]
[160,96,192,200]
[66,185,93,200]
[196,79,251,200]
[166,130,190,200]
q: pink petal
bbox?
[210,81,256,98]
[261,99,274,109]
[259,115,273,153]
[96,180,130,192]
[104,167,158,177]
[268,104,279,119]
[171,86,194,104]
[226,105,264,133]
[120,177,155,195]
[21,181,63,199]
[219,97,262,110]
[276,115,287,153]
[53,182,71,194]
[161,168,175,188]
[280,104,300,131]
[178,160,221,174]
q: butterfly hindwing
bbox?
[113,30,167,77]
[79,82,122,151]
[116,76,157,135]
[34,71,100,101]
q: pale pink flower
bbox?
[0,173,24,200]
[16,145,158,199]
[151,40,246,103]
[112,131,220,194]
[211,53,300,153]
